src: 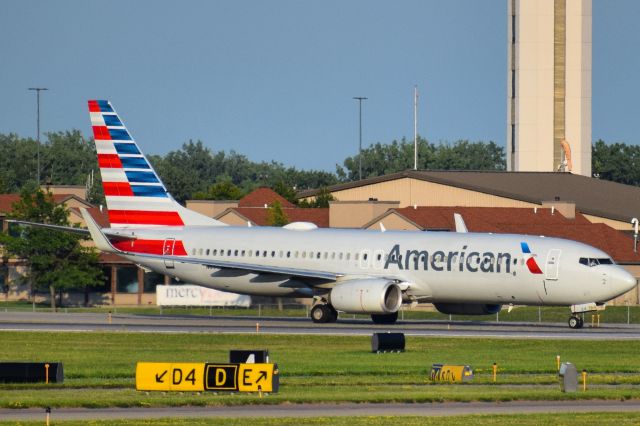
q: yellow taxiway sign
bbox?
[136,362,205,391]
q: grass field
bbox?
[0,331,640,410]
[3,413,640,426]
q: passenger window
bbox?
[263,251,267,257]
[346,253,351,260]
[287,251,291,258]
[355,253,360,261]
[316,252,321,259]
[206,249,210,256]
[241,250,245,256]
[339,253,343,260]
[227,250,232,256]
[213,249,217,256]
[198,248,203,256]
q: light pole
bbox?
[353,96,367,180]
[28,87,48,185]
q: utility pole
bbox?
[28,87,48,185]
[414,85,418,170]
[353,96,367,180]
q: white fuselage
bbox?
[114,225,636,306]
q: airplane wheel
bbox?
[371,312,398,325]
[327,305,338,323]
[311,304,332,323]
[568,315,583,329]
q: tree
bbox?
[592,139,640,186]
[298,187,335,208]
[273,181,297,204]
[0,189,104,310]
[336,137,506,181]
[266,200,289,226]
[192,181,244,200]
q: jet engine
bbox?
[330,279,402,314]
[434,303,502,315]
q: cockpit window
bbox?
[579,257,614,267]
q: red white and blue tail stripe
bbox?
[89,100,224,228]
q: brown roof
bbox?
[227,207,329,228]
[298,170,640,223]
[238,187,295,208]
[374,206,640,263]
[0,195,20,214]
[0,194,92,215]
[68,206,110,228]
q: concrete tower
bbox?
[507,0,592,176]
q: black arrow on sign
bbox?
[155,370,167,383]
[256,371,267,383]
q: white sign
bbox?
[156,285,251,307]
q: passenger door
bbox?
[545,249,561,280]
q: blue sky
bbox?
[2,1,639,172]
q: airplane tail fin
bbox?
[88,100,226,228]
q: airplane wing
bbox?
[129,252,342,281]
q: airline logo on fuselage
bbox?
[384,244,512,274]
[520,242,543,274]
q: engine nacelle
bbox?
[434,303,502,315]
[330,279,402,314]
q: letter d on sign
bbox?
[205,364,238,391]
[216,368,226,386]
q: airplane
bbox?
[13,100,638,329]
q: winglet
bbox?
[80,208,118,253]
[454,213,468,233]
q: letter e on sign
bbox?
[237,363,274,392]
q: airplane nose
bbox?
[615,268,637,295]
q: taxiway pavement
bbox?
[0,311,639,340]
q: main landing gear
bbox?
[311,303,338,323]
[568,315,584,329]
[310,301,400,325]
